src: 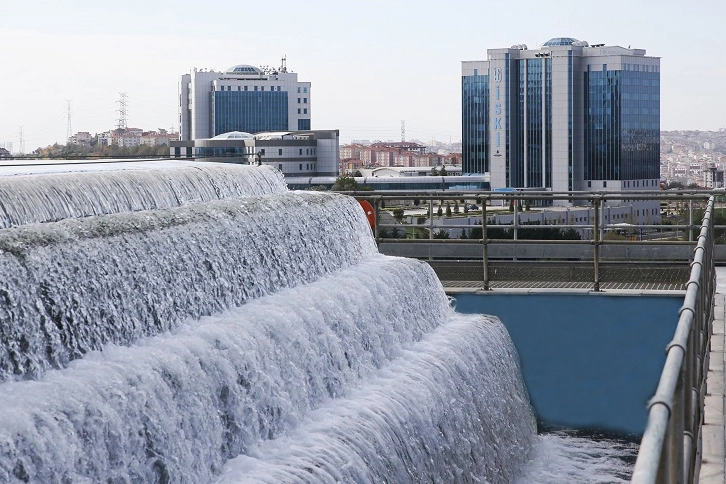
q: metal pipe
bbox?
[593,197,600,291]
[482,198,489,291]
[373,199,380,244]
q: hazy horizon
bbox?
[1,0,724,152]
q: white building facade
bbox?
[179,61,311,141]
[170,130,339,177]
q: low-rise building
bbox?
[170,129,339,177]
[68,132,92,145]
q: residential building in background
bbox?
[68,132,92,146]
[179,59,311,141]
[462,37,660,198]
[339,141,461,174]
[661,131,726,187]
[94,128,179,147]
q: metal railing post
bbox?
[374,198,380,244]
[428,198,434,261]
[482,198,489,290]
[689,200,693,242]
[593,196,600,291]
[669,371,685,483]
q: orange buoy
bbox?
[358,200,376,230]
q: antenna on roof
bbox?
[280,55,287,73]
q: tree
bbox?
[428,167,439,176]
[392,208,404,222]
[439,165,448,176]
[433,229,450,239]
[437,206,443,217]
[445,202,452,217]
[331,176,372,191]
[350,169,363,177]
[667,181,685,190]
[454,201,460,214]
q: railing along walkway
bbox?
[348,190,719,483]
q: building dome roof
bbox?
[225,64,262,75]
[542,37,580,46]
[211,131,254,140]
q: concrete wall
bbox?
[453,292,683,437]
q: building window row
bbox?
[219,85,283,92]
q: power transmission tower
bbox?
[17,126,24,155]
[401,120,405,142]
[65,99,73,142]
[116,92,129,131]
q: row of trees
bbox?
[31,143,170,159]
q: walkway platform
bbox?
[433,260,689,292]
[700,267,726,483]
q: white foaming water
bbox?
[0,164,638,482]
[0,257,466,482]
[0,163,286,228]
[517,431,638,483]
[0,192,376,381]
[215,313,536,484]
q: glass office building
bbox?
[462,38,660,196]
[180,63,311,141]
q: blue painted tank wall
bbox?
[453,293,683,437]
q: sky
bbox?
[1,0,724,152]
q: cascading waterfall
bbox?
[0,163,287,228]
[0,162,548,482]
[0,191,377,381]
[0,257,465,482]
[215,314,535,484]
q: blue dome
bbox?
[543,37,579,46]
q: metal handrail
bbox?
[631,196,715,483]
[355,190,718,291]
[353,190,718,481]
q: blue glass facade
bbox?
[298,119,311,130]
[463,43,659,191]
[513,58,552,188]
[462,73,489,174]
[214,91,288,135]
[567,54,573,191]
[545,59,552,188]
[584,66,660,180]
